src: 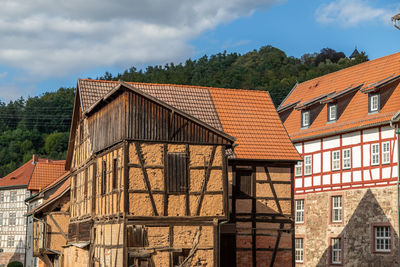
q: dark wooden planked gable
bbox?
[88,90,233,153]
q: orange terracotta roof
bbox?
[27,159,67,191]
[77,79,300,161]
[0,159,36,188]
[280,52,400,141]
[209,88,301,161]
[29,176,70,215]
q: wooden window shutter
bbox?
[236,171,252,198]
[127,225,148,247]
[167,153,188,193]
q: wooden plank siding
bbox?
[87,91,232,155]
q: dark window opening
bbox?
[172,249,190,266]
[127,225,148,247]
[236,171,252,198]
[84,168,88,196]
[112,158,118,190]
[167,153,188,193]
[101,160,106,195]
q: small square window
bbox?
[295,161,302,177]
[301,110,310,128]
[369,93,380,112]
[382,142,390,164]
[304,155,312,176]
[332,151,340,171]
[296,199,304,223]
[375,226,391,252]
[342,149,351,169]
[328,103,337,122]
[371,144,380,165]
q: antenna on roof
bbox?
[392,13,400,30]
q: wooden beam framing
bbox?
[48,214,68,240]
[134,142,159,216]
[269,223,284,267]
[264,167,283,215]
[196,146,217,216]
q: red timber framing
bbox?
[294,125,399,195]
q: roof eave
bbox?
[290,120,391,143]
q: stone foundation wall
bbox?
[296,185,399,266]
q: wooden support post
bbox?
[270,223,284,267]
[196,146,217,216]
[264,167,283,214]
[135,142,159,216]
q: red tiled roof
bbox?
[28,160,66,191]
[0,159,36,188]
[280,52,400,141]
[29,176,70,215]
[209,88,301,161]
[77,79,301,161]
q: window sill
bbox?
[327,120,337,124]
[301,126,310,130]
[368,111,380,115]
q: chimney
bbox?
[32,154,38,164]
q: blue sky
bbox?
[0,0,399,101]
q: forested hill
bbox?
[0,46,368,176]
[100,46,368,105]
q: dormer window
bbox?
[369,93,380,113]
[328,103,337,122]
[301,110,310,128]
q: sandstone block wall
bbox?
[296,185,399,266]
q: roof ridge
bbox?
[79,78,270,94]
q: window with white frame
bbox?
[332,196,342,223]
[296,199,304,223]
[382,142,390,164]
[342,148,351,169]
[304,155,312,175]
[328,103,337,121]
[331,238,342,264]
[0,213,2,226]
[10,191,16,202]
[302,110,310,128]
[7,236,14,247]
[332,151,340,171]
[295,162,302,177]
[0,191,3,203]
[295,238,304,263]
[371,143,380,165]
[9,213,16,226]
[375,226,391,252]
[369,93,380,112]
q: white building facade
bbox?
[0,188,29,266]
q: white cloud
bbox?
[316,0,395,27]
[0,0,281,78]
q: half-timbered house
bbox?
[64,79,300,267]
[278,52,400,266]
[0,155,65,267]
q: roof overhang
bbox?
[360,74,400,93]
[277,101,300,113]
[295,92,335,110]
[320,83,363,104]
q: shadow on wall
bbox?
[316,189,398,267]
[7,238,24,267]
